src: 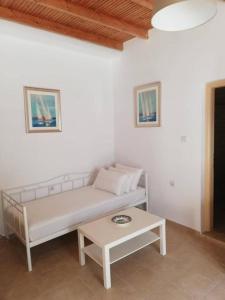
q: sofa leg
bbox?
[26,244,32,272]
[145,201,149,212]
[5,224,10,239]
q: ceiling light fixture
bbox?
[151,0,217,32]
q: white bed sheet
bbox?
[8,186,146,242]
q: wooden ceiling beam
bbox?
[0,6,123,50]
[29,0,148,39]
[131,0,153,10]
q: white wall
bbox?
[114,1,225,231]
[0,22,116,234]
[2,1,225,235]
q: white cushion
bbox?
[115,164,143,191]
[108,167,132,193]
[7,186,146,242]
[93,168,128,196]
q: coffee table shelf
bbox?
[84,231,159,266]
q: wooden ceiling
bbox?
[0,0,153,50]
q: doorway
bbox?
[203,80,225,234]
[214,87,225,233]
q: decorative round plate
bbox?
[111,215,132,226]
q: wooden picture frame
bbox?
[134,82,161,127]
[24,86,62,133]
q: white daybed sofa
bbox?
[2,171,148,271]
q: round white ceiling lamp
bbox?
[151,0,217,31]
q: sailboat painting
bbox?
[134,82,161,127]
[24,87,62,133]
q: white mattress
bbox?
[8,186,146,242]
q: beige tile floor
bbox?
[1,221,225,300]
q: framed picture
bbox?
[134,82,161,127]
[24,87,62,133]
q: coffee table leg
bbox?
[78,231,85,266]
[102,246,111,289]
[160,220,166,256]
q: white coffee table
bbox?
[77,207,166,289]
